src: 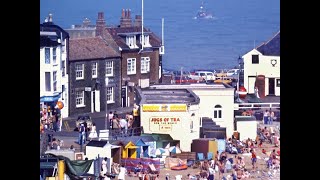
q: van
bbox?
[194,71,216,81]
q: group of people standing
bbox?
[263,110,277,125]
[77,122,97,145]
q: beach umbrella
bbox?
[168,146,182,154]
[155,148,165,156]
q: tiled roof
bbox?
[256,31,280,56]
[106,27,162,49]
[69,36,120,61]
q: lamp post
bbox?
[235,56,244,103]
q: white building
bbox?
[242,31,280,96]
[137,88,201,152]
[40,14,70,118]
[150,83,235,139]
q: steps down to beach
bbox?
[200,117,226,139]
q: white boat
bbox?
[194,2,213,19]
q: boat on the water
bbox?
[194,2,213,19]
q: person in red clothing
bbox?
[250,149,257,170]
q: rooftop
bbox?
[69,36,120,61]
[137,88,200,105]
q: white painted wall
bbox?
[236,120,258,141]
[140,104,200,152]
[40,37,69,117]
[192,88,235,138]
[243,49,280,96]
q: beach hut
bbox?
[117,140,138,158]
[85,140,121,164]
[118,136,150,158]
[141,133,180,149]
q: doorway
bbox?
[268,78,275,95]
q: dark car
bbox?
[75,115,92,129]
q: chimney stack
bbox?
[96,12,106,37]
[120,9,132,27]
[134,15,142,27]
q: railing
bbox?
[236,103,280,109]
[99,127,145,141]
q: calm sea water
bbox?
[40,0,280,71]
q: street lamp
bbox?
[235,56,244,103]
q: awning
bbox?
[128,146,139,149]
[40,94,61,102]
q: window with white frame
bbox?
[45,48,50,64]
[214,105,222,119]
[53,47,57,64]
[140,34,151,47]
[92,62,97,78]
[126,35,138,49]
[105,61,113,76]
[141,57,150,73]
[106,87,114,103]
[127,58,136,75]
[75,90,84,107]
[76,64,84,80]
[45,72,51,91]
[53,71,57,92]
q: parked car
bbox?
[75,115,93,130]
[226,69,239,77]
[174,76,199,84]
[193,71,216,81]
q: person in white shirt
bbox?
[118,117,128,136]
[118,164,127,180]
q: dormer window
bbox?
[140,34,151,47]
[126,35,138,49]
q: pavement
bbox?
[62,106,133,121]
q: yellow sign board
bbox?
[142,104,187,112]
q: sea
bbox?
[40,0,280,72]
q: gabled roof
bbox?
[69,36,120,61]
[40,22,69,39]
[106,26,162,49]
[256,31,280,56]
[86,140,108,147]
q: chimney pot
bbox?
[122,9,125,18]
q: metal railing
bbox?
[236,103,280,109]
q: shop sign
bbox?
[149,116,181,132]
[143,104,187,112]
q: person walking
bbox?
[270,111,275,125]
[250,149,257,170]
[119,117,128,136]
[263,110,270,125]
[78,124,85,145]
[118,164,127,180]
[88,123,98,140]
[108,111,114,129]
[101,157,108,179]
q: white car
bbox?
[226,69,239,77]
[194,71,216,81]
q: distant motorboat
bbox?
[194,3,213,19]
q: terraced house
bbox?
[68,36,121,116]
[40,14,70,118]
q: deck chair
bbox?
[207,152,213,160]
[148,163,160,174]
[197,153,205,161]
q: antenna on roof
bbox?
[138,0,144,54]
[254,39,256,49]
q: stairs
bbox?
[200,117,226,139]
